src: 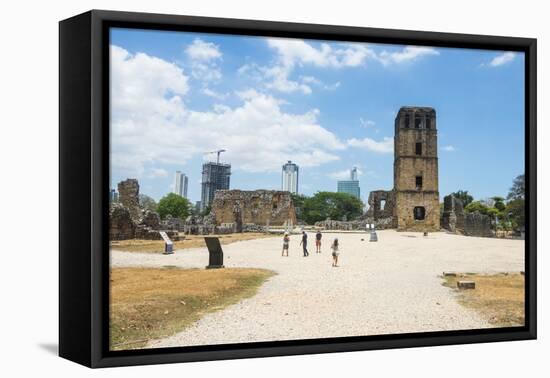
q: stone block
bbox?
[457,280,475,289]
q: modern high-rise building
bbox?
[109,189,119,203]
[337,167,361,199]
[337,180,360,199]
[201,162,231,211]
[350,166,358,181]
[173,171,189,198]
[281,160,299,194]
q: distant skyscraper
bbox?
[282,160,299,194]
[350,166,358,181]
[173,171,188,198]
[201,162,231,211]
[337,167,360,199]
[109,189,119,203]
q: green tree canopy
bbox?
[464,200,489,215]
[506,198,525,230]
[300,191,364,224]
[450,190,474,207]
[491,196,506,212]
[290,193,307,220]
[139,194,158,212]
[157,193,191,220]
[507,174,525,201]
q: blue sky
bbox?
[110,28,525,204]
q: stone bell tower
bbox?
[393,106,440,231]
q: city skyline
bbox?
[337,167,361,199]
[173,171,189,198]
[110,28,525,204]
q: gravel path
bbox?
[111,230,524,348]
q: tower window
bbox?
[404,114,410,128]
[414,115,422,129]
[380,199,386,210]
[415,176,423,190]
[413,206,426,220]
[415,142,422,156]
[426,118,431,129]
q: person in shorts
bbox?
[281,232,290,257]
[331,238,340,267]
[315,231,322,253]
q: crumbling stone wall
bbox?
[365,190,395,223]
[110,179,178,241]
[315,219,356,231]
[464,211,494,237]
[110,204,135,240]
[118,179,141,221]
[211,190,297,227]
[441,195,465,233]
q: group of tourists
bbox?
[281,230,340,267]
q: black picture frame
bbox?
[59,9,537,368]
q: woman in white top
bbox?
[331,238,339,267]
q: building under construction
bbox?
[200,161,231,212]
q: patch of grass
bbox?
[110,267,275,350]
[442,273,524,327]
[110,232,277,253]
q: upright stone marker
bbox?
[369,225,378,242]
[204,236,225,269]
[159,231,174,255]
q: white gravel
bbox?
[110,230,524,348]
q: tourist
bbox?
[315,230,322,253]
[282,232,290,257]
[331,238,340,267]
[300,231,309,257]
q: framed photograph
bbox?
[59,10,536,368]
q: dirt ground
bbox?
[110,266,275,350]
[110,232,278,253]
[442,272,525,327]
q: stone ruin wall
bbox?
[364,190,396,229]
[211,190,297,228]
[110,179,177,241]
[441,194,494,237]
[441,195,465,233]
[393,191,440,232]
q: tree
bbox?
[450,190,474,207]
[301,192,364,224]
[464,201,489,215]
[507,174,525,201]
[157,193,191,220]
[506,198,525,230]
[290,193,307,221]
[491,196,506,212]
[139,194,158,212]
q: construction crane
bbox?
[204,149,226,164]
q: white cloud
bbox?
[442,145,456,152]
[359,117,376,128]
[347,136,394,153]
[239,40,439,95]
[111,45,345,178]
[377,46,440,65]
[185,39,223,82]
[487,52,516,67]
[148,168,168,178]
[185,39,222,61]
[201,87,229,100]
[328,168,362,180]
[257,39,374,94]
